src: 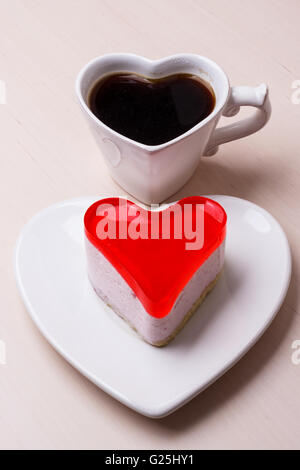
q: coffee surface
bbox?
[88,73,215,146]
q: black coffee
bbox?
[88,73,215,146]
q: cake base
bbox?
[95,270,222,347]
[150,271,222,347]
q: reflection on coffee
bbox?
[88,73,215,146]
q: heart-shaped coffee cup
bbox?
[76,54,271,205]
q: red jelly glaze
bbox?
[84,196,227,319]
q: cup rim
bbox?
[75,53,230,152]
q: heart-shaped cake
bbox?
[84,196,227,346]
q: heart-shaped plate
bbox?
[14,196,291,418]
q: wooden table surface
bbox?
[1,0,300,450]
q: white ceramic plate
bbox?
[14,196,291,418]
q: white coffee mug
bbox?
[76,53,271,205]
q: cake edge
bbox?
[149,270,222,347]
[93,269,222,347]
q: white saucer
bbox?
[14,196,291,418]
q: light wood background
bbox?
[1,0,300,450]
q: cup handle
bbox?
[204,84,271,156]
